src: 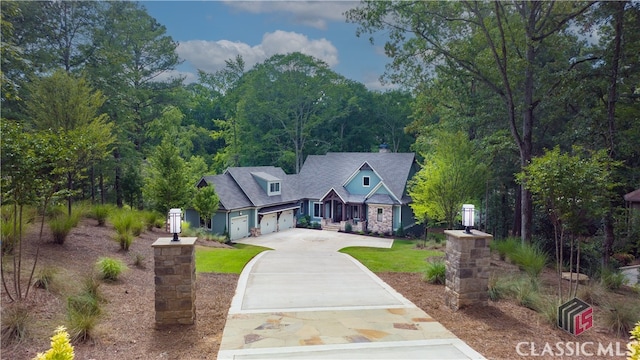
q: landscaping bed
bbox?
[2,219,638,359]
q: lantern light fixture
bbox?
[169,208,182,241]
[462,204,475,234]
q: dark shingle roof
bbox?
[198,153,415,211]
[624,188,640,202]
[225,166,299,207]
[298,152,415,202]
[200,173,252,210]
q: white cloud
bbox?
[177,30,338,74]
[223,1,357,30]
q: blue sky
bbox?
[142,1,391,90]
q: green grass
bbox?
[196,244,271,274]
[340,239,443,272]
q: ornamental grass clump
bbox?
[95,257,126,281]
[92,205,111,226]
[66,292,101,342]
[423,260,446,285]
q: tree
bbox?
[229,52,350,173]
[192,185,219,230]
[409,130,488,230]
[517,146,619,302]
[347,1,595,242]
[86,1,182,207]
[142,138,193,214]
[1,121,72,302]
[25,70,114,215]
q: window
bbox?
[363,176,370,187]
[313,202,322,218]
[268,181,281,195]
[351,205,359,219]
[377,208,383,222]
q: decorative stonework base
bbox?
[444,230,492,311]
[152,237,197,327]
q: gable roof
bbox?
[199,173,252,210]
[624,188,640,203]
[298,152,415,203]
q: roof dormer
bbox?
[251,171,282,196]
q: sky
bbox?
[142,1,392,90]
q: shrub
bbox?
[34,326,74,360]
[34,266,58,291]
[490,237,520,261]
[344,223,352,233]
[602,300,640,337]
[488,274,512,301]
[66,293,101,342]
[297,216,309,228]
[423,260,446,285]
[629,321,640,360]
[311,222,321,229]
[95,257,126,281]
[92,205,110,226]
[536,295,560,326]
[612,253,635,266]
[1,303,30,343]
[1,205,27,255]
[395,226,405,238]
[110,210,135,235]
[510,242,548,280]
[601,268,628,290]
[130,219,144,237]
[115,232,133,251]
[512,278,542,310]
[49,215,75,245]
[132,253,145,269]
[142,211,161,231]
[577,281,607,306]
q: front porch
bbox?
[321,218,367,232]
[319,189,366,232]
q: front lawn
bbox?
[340,239,443,272]
[195,244,271,273]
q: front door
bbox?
[334,202,342,222]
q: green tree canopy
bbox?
[143,138,193,214]
[192,185,220,230]
[409,130,488,229]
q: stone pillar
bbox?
[152,237,197,327]
[444,230,492,311]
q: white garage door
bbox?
[230,216,248,241]
[278,210,294,231]
[260,213,277,235]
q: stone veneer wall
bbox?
[152,237,197,327]
[444,230,492,311]
[367,204,393,234]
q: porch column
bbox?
[342,203,346,221]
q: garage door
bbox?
[278,210,294,231]
[260,213,277,235]
[230,216,248,241]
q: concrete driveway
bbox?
[218,228,485,360]
[234,228,393,252]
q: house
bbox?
[187,150,418,240]
[188,166,300,241]
[625,188,640,212]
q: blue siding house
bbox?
[191,150,417,239]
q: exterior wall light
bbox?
[169,208,182,241]
[462,204,475,234]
